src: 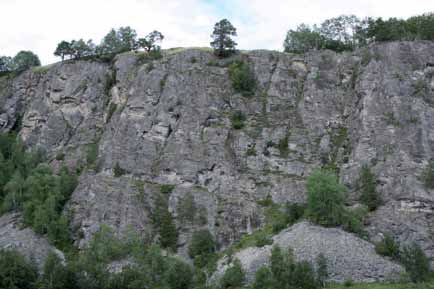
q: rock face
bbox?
[0,213,64,270]
[0,42,433,269]
[213,222,403,283]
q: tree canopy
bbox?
[210,19,237,57]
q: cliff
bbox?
[0,41,433,281]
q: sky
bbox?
[1,0,434,65]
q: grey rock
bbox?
[213,222,403,284]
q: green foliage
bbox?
[228,61,256,96]
[400,243,431,283]
[230,110,246,130]
[358,165,382,211]
[210,19,237,57]
[165,258,194,289]
[422,160,434,189]
[278,136,289,157]
[86,143,98,167]
[188,229,216,259]
[12,51,41,72]
[316,253,328,288]
[160,184,175,194]
[286,202,306,225]
[269,245,319,289]
[152,195,178,251]
[113,162,126,177]
[220,259,245,289]
[253,266,274,289]
[41,252,76,289]
[375,234,400,261]
[306,169,346,226]
[0,249,38,289]
[341,206,368,237]
[106,103,117,123]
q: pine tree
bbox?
[210,19,237,57]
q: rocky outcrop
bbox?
[0,42,433,268]
[212,222,403,284]
[0,213,64,270]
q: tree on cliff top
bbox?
[210,19,237,57]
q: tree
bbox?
[188,229,216,259]
[165,258,194,289]
[70,39,95,59]
[306,169,346,226]
[12,51,41,72]
[54,41,71,61]
[138,30,164,52]
[284,24,323,53]
[98,27,138,57]
[228,60,256,96]
[41,252,76,289]
[0,249,38,289]
[220,259,245,289]
[0,56,13,72]
[117,26,138,52]
[400,243,430,283]
[210,19,237,57]
[358,165,381,211]
[253,266,274,289]
[316,253,328,287]
[319,15,361,49]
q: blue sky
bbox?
[1,0,434,64]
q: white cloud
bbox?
[1,0,434,64]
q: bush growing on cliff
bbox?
[188,229,216,260]
[152,194,178,251]
[228,61,256,96]
[220,259,245,289]
[306,169,346,227]
[375,234,400,261]
[358,165,382,211]
[230,110,246,129]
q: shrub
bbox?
[341,206,367,236]
[86,143,98,167]
[253,266,274,289]
[188,229,216,259]
[358,165,381,211]
[422,160,434,189]
[230,110,246,129]
[153,195,178,251]
[113,162,126,177]
[220,259,245,289]
[254,230,273,247]
[165,258,194,289]
[160,184,175,194]
[400,243,430,283]
[286,202,306,225]
[306,169,346,226]
[228,61,256,96]
[41,252,76,289]
[316,253,328,287]
[278,136,289,157]
[375,234,400,261]
[0,249,38,289]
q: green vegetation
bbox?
[188,229,216,268]
[0,51,41,73]
[375,234,400,261]
[0,133,78,250]
[422,160,434,189]
[160,184,175,194]
[86,143,98,167]
[220,259,245,289]
[401,243,431,283]
[228,60,256,96]
[278,135,289,157]
[0,249,38,289]
[306,169,346,226]
[210,19,237,57]
[53,27,164,62]
[230,110,246,129]
[113,162,126,177]
[259,245,320,289]
[152,194,178,251]
[284,13,434,53]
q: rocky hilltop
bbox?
[0,41,433,281]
